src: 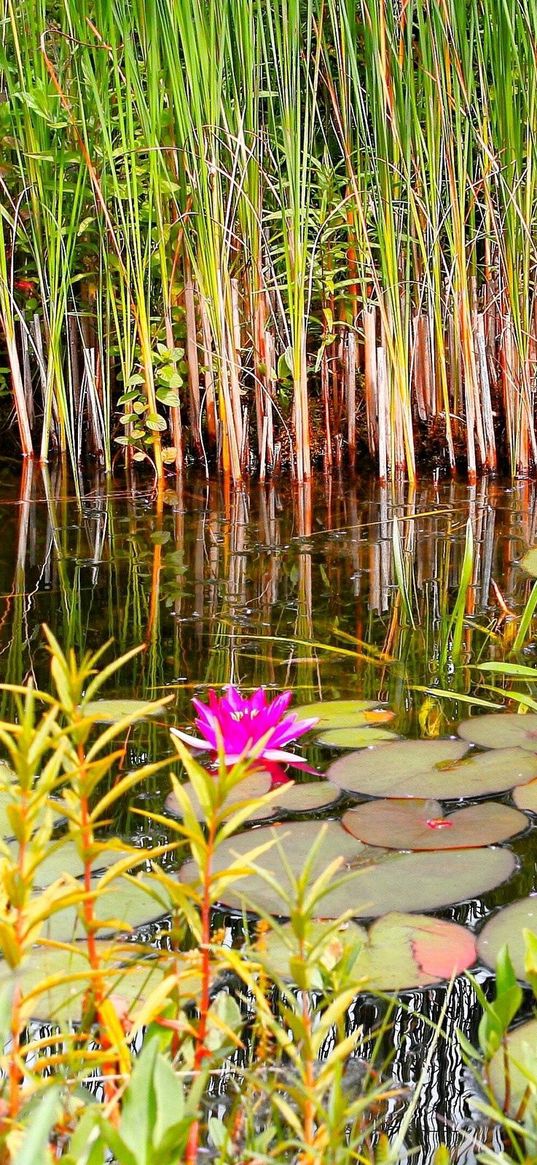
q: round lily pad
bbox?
[477,896,537,980]
[27,840,146,888]
[3,941,201,1024]
[179,821,516,919]
[327,740,537,800]
[342,799,528,850]
[165,772,272,820]
[316,727,399,749]
[343,848,515,919]
[247,781,340,821]
[520,547,537,578]
[458,712,537,752]
[255,913,476,990]
[513,778,537,812]
[38,876,168,942]
[293,700,394,731]
[488,1019,537,1115]
[251,919,367,977]
[84,699,161,723]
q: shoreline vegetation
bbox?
[1,0,537,486]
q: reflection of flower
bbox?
[171,686,318,768]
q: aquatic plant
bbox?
[3,1,537,482]
[171,685,318,767]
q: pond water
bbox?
[2,462,537,1162]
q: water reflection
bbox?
[1,468,537,733]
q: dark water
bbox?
[2,462,537,1161]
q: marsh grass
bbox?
[3,1,537,482]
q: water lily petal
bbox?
[170,727,211,751]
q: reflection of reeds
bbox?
[4,3,537,481]
[1,471,537,734]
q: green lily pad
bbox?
[342,799,528,850]
[458,712,537,752]
[1,941,201,1024]
[293,700,394,731]
[488,1019,537,1115]
[179,821,515,918]
[520,547,537,578]
[247,780,340,821]
[316,727,399,749]
[26,840,147,889]
[166,776,339,823]
[165,772,272,820]
[251,918,367,977]
[513,778,537,812]
[477,896,537,980]
[84,699,161,723]
[254,913,476,990]
[38,876,168,942]
[327,740,537,799]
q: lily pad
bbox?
[1,941,201,1024]
[513,778,537,812]
[179,821,515,918]
[327,740,537,800]
[84,699,161,723]
[458,712,537,752]
[477,896,537,980]
[247,780,340,821]
[165,772,272,820]
[342,799,528,850]
[255,913,476,990]
[293,700,394,731]
[251,918,367,977]
[27,840,147,888]
[166,776,339,823]
[316,727,399,749]
[38,876,168,942]
[488,1019,537,1115]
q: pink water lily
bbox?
[171,686,318,769]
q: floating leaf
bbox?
[458,712,537,752]
[84,699,162,723]
[316,727,399,749]
[255,913,476,989]
[488,1019,537,1115]
[4,941,200,1024]
[179,821,515,918]
[513,778,537,812]
[251,919,367,978]
[327,740,537,799]
[342,799,528,850]
[520,548,537,578]
[28,840,145,888]
[38,876,166,942]
[165,772,272,820]
[477,897,537,981]
[293,700,393,731]
[247,780,340,821]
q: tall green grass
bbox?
[2,0,537,484]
